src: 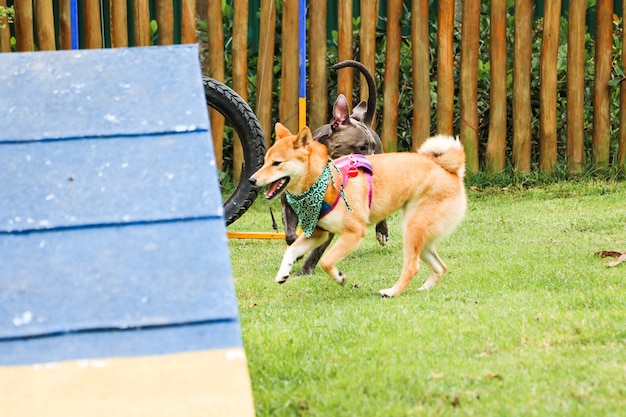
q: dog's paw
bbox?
[334,271,346,286]
[275,275,289,284]
[379,288,395,298]
[376,232,390,247]
[296,259,316,276]
[418,279,438,291]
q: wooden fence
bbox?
[206,0,626,176]
[0,1,196,49]
[2,1,626,176]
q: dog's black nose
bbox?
[249,177,257,186]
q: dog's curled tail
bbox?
[418,135,466,177]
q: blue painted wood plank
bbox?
[0,220,236,343]
[0,132,222,233]
[0,321,244,366]
[0,46,248,377]
[0,45,208,142]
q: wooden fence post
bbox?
[83,0,103,48]
[34,0,55,50]
[58,0,71,49]
[621,0,626,171]
[592,0,613,170]
[0,2,8,52]
[133,0,151,47]
[337,0,353,108]
[539,0,561,175]
[256,0,277,146]
[513,0,533,172]
[459,0,480,172]
[232,0,248,181]
[360,0,378,114]
[381,0,402,152]
[566,0,585,174]
[279,0,299,133]
[411,0,431,150]
[156,0,174,45]
[436,0,454,136]
[309,0,328,131]
[0,0,10,52]
[207,0,225,169]
[110,0,129,48]
[181,0,197,44]
[487,0,507,173]
[15,0,35,51]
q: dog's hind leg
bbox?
[319,230,366,286]
[379,230,425,297]
[297,233,335,275]
[276,230,329,283]
[417,243,447,291]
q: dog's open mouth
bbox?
[265,177,290,200]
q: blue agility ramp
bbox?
[0,45,254,416]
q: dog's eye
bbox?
[359,145,368,152]
[272,161,282,166]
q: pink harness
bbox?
[319,154,373,219]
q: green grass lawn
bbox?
[227,179,626,416]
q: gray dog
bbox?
[281,60,389,275]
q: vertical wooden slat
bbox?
[436,0,454,135]
[592,0,613,170]
[359,0,378,108]
[486,0,507,173]
[34,0,56,50]
[513,0,533,172]
[133,0,151,47]
[58,0,71,49]
[231,0,248,182]
[83,0,102,48]
[0,0,12,52]
[156,0,174,45]
[181,0,196,44]
[539,0,561,174]
[411,0,430,150]
[411,0,430,149]
[337,0,353,108]
[459,0,480,172]
[110,0,128,48]
[207,0,225,169]
[620,0,626,171]
[381,0,402,152]
[566,0,585,174]
[309,0,328,131]
[255,0,276,147]
[279,0,299,133]
[15,0,35,52]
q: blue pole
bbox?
[70,0,79,49]
[298,0,306,129]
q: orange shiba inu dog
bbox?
[249,123,467,297]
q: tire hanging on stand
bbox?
[203,77,267,226]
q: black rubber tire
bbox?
[203,76,266,226]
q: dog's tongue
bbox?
[266,179,281,198]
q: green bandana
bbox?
[286,164,332,238]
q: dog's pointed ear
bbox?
[275,123,293,141]
[293,126,313,149]
[351,100,369,122]
[330,94,350,129]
